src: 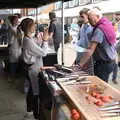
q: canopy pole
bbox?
[12,9,14,15]
[61,0,64,65]
[36,8,39,30]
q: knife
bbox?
[105,109,120,113]
[57,76,79,82]
[100,112,120,117]
[62,77,88,83]
[99,105,120,111]
[101,101,120,108]
[60,77,87,83]
[63,80,91,85]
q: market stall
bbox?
[39,65,120,120]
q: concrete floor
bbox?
[0,73,30,120]
[0,69,120,120]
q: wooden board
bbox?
[57,76,120,120]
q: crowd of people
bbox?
[0,7,119,120]
[0,11,62,120]
[65,7,120,84]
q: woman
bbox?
[20,18,49,120]
[8,15,22,83]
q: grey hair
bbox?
[88,7,103,18]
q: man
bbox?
[79,8,117,82]
[75,8,93,74]
[48,11,62,52]
[77,8,93,48]
[43,12,62,66]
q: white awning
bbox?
[55,0,120,17]
[37,13,49,19]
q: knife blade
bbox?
[60,77,88,83]
[100,112,120,117]
[99,105,120,111]
[57,76,79,82]
[101,101,120,108]
[63,80,91,85]
[105,109,120,113]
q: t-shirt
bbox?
[77,23,93,48]
[48,20,62,52]
[91,28,117,61]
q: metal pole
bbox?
[12,8,14,15]
[36,8,39,29]
[61,0,64,65]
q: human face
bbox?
[27,23,36,37]
[88,13,97,26]
[29,23,36,33]
[80,13,88,23]
[13,18,19,26]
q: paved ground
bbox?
[0,73,26,120]
[0,68,119,120]
[109,70,120,91]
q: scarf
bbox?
[93,17,116,45]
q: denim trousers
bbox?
[94,61,115,82]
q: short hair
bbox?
[49,12,56,18]
[79,8,90,15]
[88,8,103,18]
[9,15,18,25]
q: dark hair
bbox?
[19,18,34,35]
[14,13,22,18]
[49,12,56,19]
[9,15,18,25]
[79,8,90,15]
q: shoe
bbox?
[24,112,33,118]
[8,77,13,83]
[112,79,118,84]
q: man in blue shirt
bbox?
[75,8,93,74]
[79,8,117,82]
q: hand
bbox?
[43,28,49,41]
[70,64,82,72]
[36,32,43,42]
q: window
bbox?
[55,1,62,10]
[93,0,102,3]
[64,2,69,9]
[74,0,79,6]
[79,0,91,5]
[69,0,75,8]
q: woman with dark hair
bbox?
[8,15,22,83]
[21,18,49,120]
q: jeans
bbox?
[9,62,17,78]
[112,63,118,81]
[94,61,115,82]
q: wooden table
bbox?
[56,76,120,120]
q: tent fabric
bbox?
[0,0,70,8]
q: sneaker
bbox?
[112,79,118,84]
[24,112,33,118]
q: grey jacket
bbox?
[23,36,48,95]
[23,36,48,71]
[8,25,22,63]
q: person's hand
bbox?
[36,32,43,42]
[43,28,49,41]
[70,64,82,72]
